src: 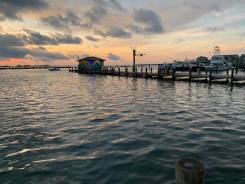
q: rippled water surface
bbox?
[1,70,245,184]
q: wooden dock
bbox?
[0,65,74,70]
[69,66,245,85]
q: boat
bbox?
[210,55,232,71]
[48,67,60,71]
[173,59,198,72]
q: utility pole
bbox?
[131,47,145,73]
[133,49,136,73]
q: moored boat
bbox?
[210,55,232,71]
[48,67,60,71]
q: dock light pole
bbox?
[133,49,136,73]
[131,47,146,73]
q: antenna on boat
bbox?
[214,46,221,55]
[130,47,146,73]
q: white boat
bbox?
[210,55,232,71]
[48,67,60,71]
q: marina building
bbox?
[78,57,105,73]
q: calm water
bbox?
[0,70,245,184]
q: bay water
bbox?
[0,70,245,184]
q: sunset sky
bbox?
[1,0,245,66]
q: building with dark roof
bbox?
[78,56,105,73]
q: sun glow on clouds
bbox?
[0,0,245,65]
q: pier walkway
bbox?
[69,66,245,85]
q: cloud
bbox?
[0,31,82,47]
[86,36,100,42]
[106,27,131,38]
[109,0,125,11]
[108,53,121,60]
[41,11,81,30]
[176,38,185,43]
[0,0,48,20]
[55,34,82,44]
[85,1,107,24]
[30,47,69,61]
[0,34,25,46]
[0,47,29,59]
[84,0,125,27]
[131,8,164,34]
[23,30,57,45]
[0,46,69,61]
[23,30,82,45]
[0,31,76,61]
[205,26,225,32]
[95,27,131,38]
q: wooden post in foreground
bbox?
[226,68,229,84]
[189,67,192,82]
[176,158,205,184]
[205,69,208,83]
[172,68,176,81]
[209,69,213,84]
[231,67,235,85]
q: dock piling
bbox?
[172,69,176,81]
[209,69,213,84]
[176,158,205,184]
[189,67,192,82]
[226,68,229,83]
[231,67,235,85]
[204,69,208,83]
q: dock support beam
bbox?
[176,158,205,184]
[226,68,229,83]
[189,67,192,82]
[231,67,234,85]
[209,69,213,84]
[172,69,176,81]
[205,69,208,83]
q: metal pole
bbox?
[133,49,136,73]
